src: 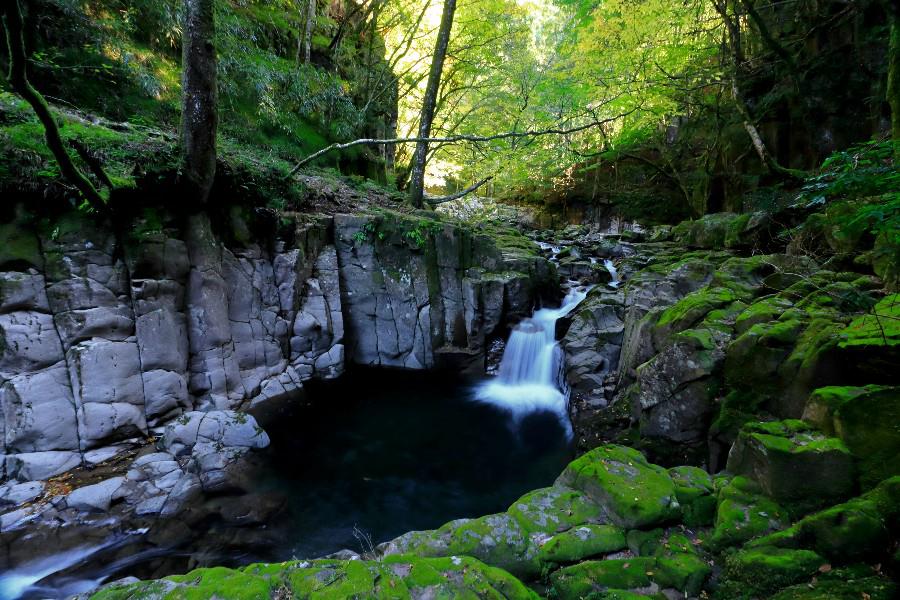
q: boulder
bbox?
[724,547,827,597]
[537,524,627,564]
[709,476,789,550]
[91,555,540,600]
[555,445,680,529]
[803,385,900,489]
[65,476,125,512]
[726,420,856,513]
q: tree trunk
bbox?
[408,0,456,208]
[889,4,900,161]
[181,0,218,204]
[2,0,108,214]
[303,0,316,64]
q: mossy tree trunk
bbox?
[181,0,218,204]
[888,3,900,161]
[408,0,456,208]
[2,0,109,214]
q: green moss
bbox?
[668,466,714,503]
[723,547,828,597]
[507,486,606,535]
[748,477,900,563]
[556,445,680,529]
[91,556,540,600]
[769,575,897,600]
[443,512,538,577]
[709,477,789,551]
[656,286,741,333]
[727,420,857,516]
[655,552,711,596]
[550,558,657,598]
[625,528,665,556]
[804,385,900,489]
[839,294,900,348]
[538,524,627,564]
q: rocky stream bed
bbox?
[0,205,898,599]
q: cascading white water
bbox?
[0,530,152,600]
[475,287,588,433]
[0,543,113,600]
[604,259,621,288]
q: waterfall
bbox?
[475,287,588,433]
[604,259,621,288]
[0,530,153,600]
[0,543,115,600]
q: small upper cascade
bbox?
[604,259,621,288]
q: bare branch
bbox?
[287,110,637,176]
[425,177,492,204]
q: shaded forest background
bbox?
[0,0,897,225]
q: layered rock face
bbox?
[0,208,549,485]
[334,214,553,371]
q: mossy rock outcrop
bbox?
[747,476,900,563]
[668,466,717,526]
[90,555,540,599]
[549,551,711,599]
[671,212,771,250]
[726,420,856,514]
[537,524,627,564]
[709,476,789,550]
[836,294,900,383]
[722,547,828,598]
[803,385,900,489]
[768,572,897,600]
[555,445,680,529]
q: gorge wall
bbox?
[0,206,553,485]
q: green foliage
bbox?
[797,141,900,207]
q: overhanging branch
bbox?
[425,177,492,204]
[287,109,638,177]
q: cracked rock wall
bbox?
[0,209,343,483]
[1,208,548,485]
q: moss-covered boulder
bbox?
[556,445,680,529]
[90,555,540,599]
[383,513,540,578]
[625,528,665,556]
[836,294,900,383]
[668,465,717,526]
[655,551,711,596]
[803,385,900,489]
[726,420,856,513]
[507,485,607,535]
[550,551,711,599]
[709,476,789,550]
[549,558,657,598]
[768,574,897,600]
[671,212,771,250]
[723,547,828,597]
[537,524,627,564]
[747,476,900,562]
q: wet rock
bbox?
[709,476,789,551]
